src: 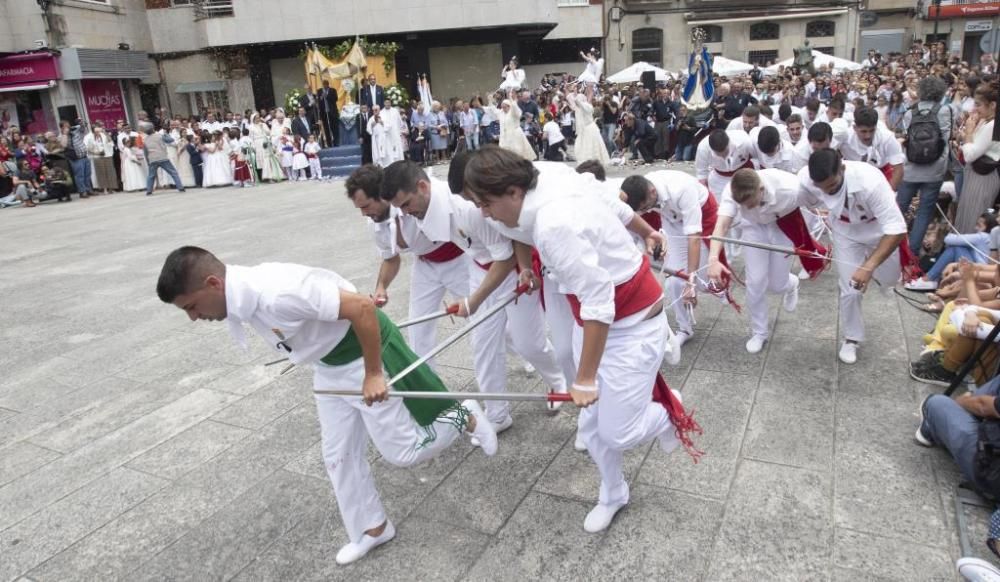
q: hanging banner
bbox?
[81,79,127,127]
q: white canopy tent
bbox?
[711,56,754,77]
[606,61,674,84]
[764,50,863,75]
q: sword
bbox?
[708,235,822,258]
[312,389,572,402]
[396,303,461,329]
[649,259,691,281]
[385,282,532,388]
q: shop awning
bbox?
[0,80,56,93]
[175,81,226,93]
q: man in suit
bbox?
[359,104,373,165]
[298,85,317,126]
[361,74,385,110]
[292,107,312,141]
[317,80,340,147]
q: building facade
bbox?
[861,0,1000,64]
[604,0,860,75]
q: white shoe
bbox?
[745,335,767,354]
[676,330,693,347]
[522,360,535,374]
[463,400,499,456]
[546,389,566,413]
[782,274,799,313]
[335,520,396,565]
[574,433,587,452]
[839,341,858,365]
[583,500,627,533]
[904,277,938,291]
[957,557,1000,582]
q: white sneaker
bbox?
[676,330,693,347]
[574,432,587,452]
[546,389,566,413]
[839,341,858,365]
[583,500,627,533]
[335,520,396,565]
[915,397,934,447]
[745,335,767,354]
[957,557,1000,582]
[463,400,499,456]
[782,274,799,313]
[904,277,938,291]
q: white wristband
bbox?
[572,382,598,393]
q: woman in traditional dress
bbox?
[428,101,449,163]
[173,123,196,188]
[120,136,147,192]
[249,114,270,180]
[485,91,536,161]
[567,88,609,165]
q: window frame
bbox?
[749,22,780,41]
[631,27,664,67]
[805,20,836,39]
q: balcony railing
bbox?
[194,0,234,19]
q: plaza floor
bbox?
[0,163,984,581]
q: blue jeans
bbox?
[603,124,616,154]
[896,180,943,253]
[69,157,92,194]
[921,376,1000,489]
[926,245,978,281]
[146,159,184,195]
[464,129,479,151]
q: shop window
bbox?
[194,90,229,115]
[632,28,663,66]
[749,22,780,41]
[806,20,835,38]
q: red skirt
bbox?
[233,161,253,182]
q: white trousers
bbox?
[407,255,471,364]
[741,221,796,338]
[314,369,463,544]
[468,264,566,423]
[574,311,673,506]
[663,221,711,335]
[543,282,577,386]
[832,224,900,343]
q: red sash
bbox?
[565,255,662,326]
[713,158,754,178]
[420,242,464,263]
[565,255,704,462]
[879,164,894,189]
[775,209,829,279]
[700,194,741,312]
[641,210,662,232]
[874,165,922,282]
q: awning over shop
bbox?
[0,80,56,93]
[175,81,226,93]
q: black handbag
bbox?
[971,155,1000,176]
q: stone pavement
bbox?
[0,163,987,581]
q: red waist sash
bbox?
[420,242,464,263]
[713,159,754,177]
[775,209,829,279]
[565,256,662,326]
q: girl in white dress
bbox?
[499,56,525,92]
[278,131,294,180]
[174,126,196,188]
[291,136,309,181]
[120,136,147,192]
[486,91,536,161]
[202,132,233,188]
[567,89,609,165]
[575,48,604,88]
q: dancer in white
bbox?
[568,88,610,165]
[464,146,700,533]
[799,149,908,364]
[380,160,568,433]
[695,129,755,197]
[708,168,808,354]
[156,246,497,566]
[486,91,537,161]
[575,48,604,88]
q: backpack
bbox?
[975,419,1000,500]
[905,103,946,164]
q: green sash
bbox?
[320,310,459,427]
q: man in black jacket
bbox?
[358,104,373,165]
[318,80,340,147]
[291,107,312,141]
[624,113,656,163]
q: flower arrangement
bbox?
[385,84,409,108]
[308,37,401,74]
[284,88,302,114]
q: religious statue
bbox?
[793,39,816,75]
[682,28,714,110]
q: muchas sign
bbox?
[927,2,1000,19]
[81,79,127,127]
[0,53,59,86]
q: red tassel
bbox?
[651,373,704,463]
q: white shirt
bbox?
[773,106,804,125]
[798,161,907,236]
[695,130,755,195]
[726,115,778,134]
[751,136,799,173]
[719,168,805,225]
[962,120,1000,164]
[224,263,353,366]
[415,177,513,266]
[645,170,709,234]
[371,205,441,260]
[802,105,826,129]
[840,125,905,168]
[84,131,115,157]
[789,138,815,174]
[485,169,648,326]
[543,120,564,146]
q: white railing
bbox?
[194,0,234,19]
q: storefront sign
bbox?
[927,2,1000,19]
[0,53,59,86]
[81,79,127,127]
[966,20,994,33]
